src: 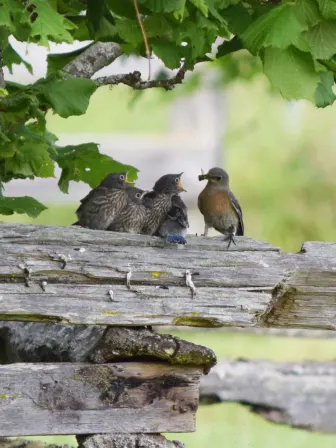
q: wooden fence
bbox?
[0,222,335,446]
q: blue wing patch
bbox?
[166,235,187,245]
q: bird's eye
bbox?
[120,174,125,180]
[216,176,222,181]
[174,177,179,183]
[135,193,141,198]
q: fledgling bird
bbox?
[141,173,186,237]
[198,167,244,248]
[74,172,129,230]
[155,194,189,244]
[107,186,150,234]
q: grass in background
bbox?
[47,86,168,134]
[226,77,336,252]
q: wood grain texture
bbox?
[0,438,72,448]
[0,223,335,329]
[77,434,184,448]
[0,362,201,436]
[200,359,336,432]
[0,323,216,372]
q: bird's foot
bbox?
[223,225,237,249]
[166,235,187,245]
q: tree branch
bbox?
[95,67,186,91]
[63,42,123,78]
[0,49,5,88]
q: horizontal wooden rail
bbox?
[200,359,336,433]
[0,223,335,330]
[0,362,201,436]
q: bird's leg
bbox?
[201,223,209,237]
[223,224,237,249]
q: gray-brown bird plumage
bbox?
[155,194,189,239]
[107,186,149,234]
[141,173,185,236]
[198,167,244,247]
[75,172,129,230]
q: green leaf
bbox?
[86,0,117,41]
[305,20,336,59]
[52,143,138,193]
[106,0,137,18]
[263,46,320,103]
[4,141,55,178]
[47,43,94,76]
[294,0,322,27]
[0,196,47,217]
[317,0,336,20]
[115,18,143,47]
[188,0,208,16]
[242,3,307,55]
[38,76,97,118]
[0,88,8,97]
[27,0,76,46]
[2,41,33,74]
[315,70,336,107]
[217,37,243,58]
[140,0,186,13]
[0,0,23,32]
[222,4,253,35]
[151,40,183,69]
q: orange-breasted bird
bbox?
[198,167,244,248]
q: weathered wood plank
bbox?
[77,434,184,448]
[0,434,183,448]
[0,362,201,436]
[200,359,336,432]
[0,223,335,329]
[0,323,216,372]
[0,438,72,448]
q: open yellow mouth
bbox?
[125,172,128,182]
[177,179,184,191]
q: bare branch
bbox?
[133,0,151,80]
[64,42,123,78]
[0,49,5,88]
[200,359,336,433]
[95,67,186,91]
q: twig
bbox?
[95,66,186,91]
[185,270,197,298]
[133,0,151,81]
[0,49,5,88]
[126,264,132,289]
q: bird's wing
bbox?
[228,189,244,236]
[197,191,205,216]
[169,196,189,228]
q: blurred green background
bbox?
[5,71,336,447]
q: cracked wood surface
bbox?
[0,362,201,437]
[0,435,183,448]
[0,223,335,329]
[200,359,336,433]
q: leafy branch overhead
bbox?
[1,0,336,217]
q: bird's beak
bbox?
[177,173,186,192]
[198,173,209,181]
[177,179,186,192]
[140,190,150,199]
[125,171,129,182]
